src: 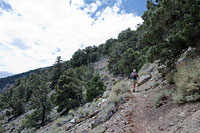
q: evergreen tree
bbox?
[55,68,82,113]
[120,48,142,76]
[71,49,87,67]
[26,79,52,128]
[86,73,105,102]
[51,56,63,89]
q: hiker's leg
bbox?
[132,80,134,88]
[134,80,136,88]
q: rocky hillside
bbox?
[0,67,49,92]
[1,1,200,132]
[8,52,197,133]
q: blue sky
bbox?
[0,0,146,78]
[82,0,147,18]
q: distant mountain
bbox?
[0,71,14,78]
[0,67,50,92]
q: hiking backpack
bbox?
[132,72,137,79]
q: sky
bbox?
[0,0,147,78]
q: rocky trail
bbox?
[92,58,153,133]
[101,90,149,133]
[34,58,200,133]
[92,58,200,133]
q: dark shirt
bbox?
[130,72,138,80]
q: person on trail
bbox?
[130,69,138,92]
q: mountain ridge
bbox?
[0,66,50,92]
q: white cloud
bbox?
[116,0,123,7]
[0,0,143,74]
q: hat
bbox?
[133,69,136,72]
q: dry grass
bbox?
[108,81,130,104]
[154,89,172,108]
[97,103,115,122]
[91,81,130,128]
[173,57,200,103]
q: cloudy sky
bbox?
[0,0,146,78]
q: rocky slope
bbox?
[37,57,200,133]
[2,56,200,133]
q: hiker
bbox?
[130,69,138,92]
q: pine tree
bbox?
[51,56,63,89]
[86,73,105,102]
[26,79,52,128]
[55,68,82,113]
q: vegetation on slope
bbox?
[0,0,200,131]
[173,57,200,103]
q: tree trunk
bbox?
[41,104,46,127]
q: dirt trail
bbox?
[94,58,151,133]
[94,58,200,133]
[101,82,152,133]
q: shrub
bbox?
[173,57,200,103]
[86,73,106,102]
[155,89,172,108]
[97,103,116,122]
[108,81,130,104]
[55,68,82,113]
[91,103,117,128]
[166,71,175,84]
[54,116,72,127]
[0,123,4,133]
[151,82,159,88]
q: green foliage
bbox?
[84,46,100,63]
[120,48,143,76]
[108,81,130,104]
[166,71,175,84]
[140,0,200,65]
[55,68,82,113]
[0,85,25,117]
[0,123,4,133]
[0,0,200,130]
[71,46,100,68]
[51,56,64,89]
[0,67,44,92]
[26,78,52,128]
[85,73,105,102]
[155,89,172,108]
[151,82,159,88]
[75,65,94,83]
[101,39,117,56]
[0,122,4,133]
[0,71,51,120]
[173,57,200,104]
[107,29,146,76]
[71,49,88,67]
[97,103,116,122]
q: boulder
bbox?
[81,129,88,133]
[69,117,78,124]
[91,119,102,129]
[102,90,110,98]
[138,75,152,86]
[139,63,161,80]
[176,47,196,69]
[139,63,156,75]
